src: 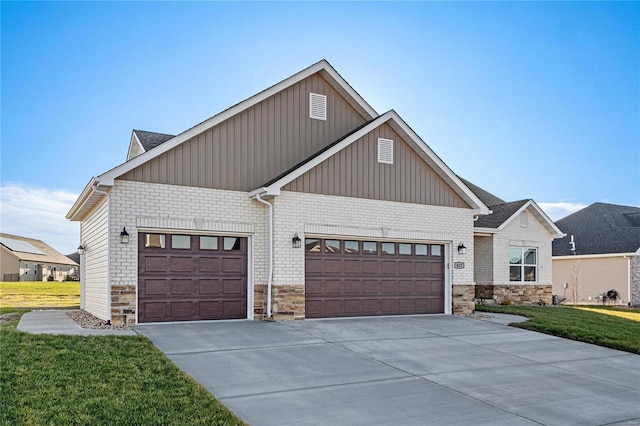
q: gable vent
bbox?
[520,211,529,227]
[309,92,327,121]
[377,138,394,164]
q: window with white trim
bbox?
[309,92,327,120]
[377,138,393,164]
[509,247,537,282]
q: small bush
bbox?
[500,298,512,306]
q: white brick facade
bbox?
[87,180,477,322]
[491,208,554,286]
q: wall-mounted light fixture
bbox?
[457,242,467,255]
[292,233,302,248]
[77,245,85,255]
[120,227,130,244]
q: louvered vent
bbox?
[309,92,327,121]
[520,211,529,227]
[377,138,394,164]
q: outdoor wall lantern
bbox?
[292,233,302,248]
[77,245,85,255]
[457,242,467,255]
[120,227,130,244]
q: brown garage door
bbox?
[305,238,445,318]
[138,233,247,323]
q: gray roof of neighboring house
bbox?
[133,130,175,151]
[552,203,640,256]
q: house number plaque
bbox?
[454,262,465,269]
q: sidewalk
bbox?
[16,310,138,336]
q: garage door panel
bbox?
[170,257,193,272]
[222,279,246,295]
[198,279,220,294]
[199,258,220,273]
[306,238,445,318]
[144,256,167,272]
[325,259,343,274]
[170,280,192,295]
[343,260,363,274]
[143,279,167,295]
[139,233,247,323]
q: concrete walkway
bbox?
[135,315,640,426]
[17,310,137,336]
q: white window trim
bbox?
[377,138,394,164]
[509,246,538,283]
[309,92,327,121]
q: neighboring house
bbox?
[460,179,565,305]
[0,233,79,282]
[67,59,527,326]
[552,203,640,306]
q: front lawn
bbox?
[0,281,80,308]
[0,316,245,425]
[475,304,640,354]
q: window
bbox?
[324,239,340,253]
[200,236,218,250]
[305,238,321,252]
[431,245,443,257]
[145,234,166,248]
[377,138,394,164]
[509,247,537,282]
[381,242,395,255]
[309,92,327,120]
[224,237,241,251]
[171,235,191,249]
[344,241,359,254]
[415,244,428,256]
[398,243,412,255]
[362,241,377,254]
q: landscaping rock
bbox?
[67,309,131,330]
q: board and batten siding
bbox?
[552,256,630,304]
[283,123,469,208]
[80,197,110,320]
[119,74,367,191]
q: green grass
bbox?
[0,316,245,425]
[475,304,640,354]
[0,281,80,308]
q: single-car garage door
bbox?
[138,233,247,323]
[305,238,445,318]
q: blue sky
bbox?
[1,1,639,254]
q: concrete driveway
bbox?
[135,315,640,426]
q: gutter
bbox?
[253,192,274,319]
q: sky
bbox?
[1,1,639,254]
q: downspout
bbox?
[254,193,273,318]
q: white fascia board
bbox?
[474,228,499,235]
[385,111,489,215]
[554,252,636,260]
[126,131,145,161]
[66,178,98,221]
[262,113,393,193]
[497,200,565,238]
[319,63,377,119]
[98,60,377,186]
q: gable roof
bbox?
[553,202,640,256]
[460,178,563,237]
[134,130,175,151]
[68,59,378,221]
[0,233,78,266]
[250,110,490,215]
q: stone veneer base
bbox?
[475,284,552,306]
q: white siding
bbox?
[81,197,110,320]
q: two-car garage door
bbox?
[138,233,247,323]
[305,238,445,318]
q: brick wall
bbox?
[473,235,493,285]
[631,254,640,307]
